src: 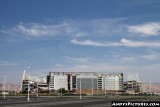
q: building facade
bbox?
[123,80,142,94]
[47,72,124,92]
[96,73,123,91]
[21,70,48,92]
[21,71,124,93]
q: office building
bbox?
[47,72,124,92]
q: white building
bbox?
[48,72,70,91]
[96,73,123,91]
[54,74,68,90]
[105,73,123,91]
[48,72,123,91]
[21,70,48,91]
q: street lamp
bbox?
[3,76,6,99]
[91,76,93,96]
[26,66,31,102]
[80,77,81,99]
[36,83,38,97]
[27,72,30,102]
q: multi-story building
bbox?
[47,72,124,92]
[95,73,123,91]
[123,80,142,94]
[47,72,77,91]
[76,72,97,90]
[48,72,68,90]
[21,70,48,92]
[106,73,123,91]
[21,71,123,93]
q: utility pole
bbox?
[3,76,6,99]
[26,66,31,102]
[80,77,81,99]
[37,83,38,97]
[92,77,93,96]
[105,76,106,96]
[27,72,30,101]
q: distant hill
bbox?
[0,82,20,92]
[142,83,160,93]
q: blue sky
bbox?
[1,0,160,84]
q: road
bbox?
[0,95,160,107]
[0,96,110,107]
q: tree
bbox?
[57,88,67,94]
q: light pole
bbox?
[27,72,30,102]
[105,75,106,96]
[132,81,134,96]
[36,83,38,97]
[80,77,81,99]
[3,76,6,99]
[92,77,93,96]
[25,66,31,102]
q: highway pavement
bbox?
[0,96,110,107]
[0,95,160,107]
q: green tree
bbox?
[57,88,67,94]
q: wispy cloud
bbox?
[1,22,75,37]
[0,61,18,66]
[64,56,92,64]
[71,39,122,47]
[2,19,160,39]
[1,18,127,38]
[71,38,160,48]
[120,38,160,47]
[121,54,160,62]
[128,22,160,36]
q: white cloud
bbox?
[121,54,160,62]
[121,57,136,62]
[120,38,160,47]
[54,64,65,67]
[64,56,92,64]
[71,39,122,47]
[128,22,160,36]
[71,38,160,48]
[141,54,160,60]
[0,61,18,66]
[1,18,127,38]
[2,19,160,39]
[2,22,74,37]
[71,39,105,46]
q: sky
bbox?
[0,0,160,84]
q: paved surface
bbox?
[0,96,110,107]
[0,95,160,107]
